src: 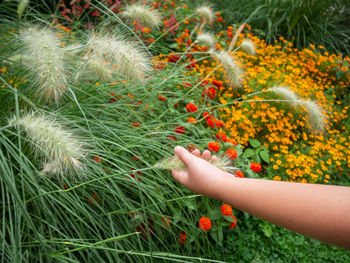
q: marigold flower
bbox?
[234,171,245,178]
[202,86,216,99]
[186,103,198,113]
[178,232,187,245]
[229,222,237,229]
[221,204,233,216]
[158,94,167,101]
[187,117,197,123]
[208,141,220,152]
[250,162,262,173]
[174,125,185,134]
[216,132,227,142]
[226,148,238,160]
[161,216,172,228]
[199,217,212,231]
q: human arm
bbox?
[171,146,350,250]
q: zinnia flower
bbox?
[208,141,220,152]
[225,148,238,160]
[250,162,262,173]
[186,103,198,113]
[221,204,233,216]
[199,217,212,231]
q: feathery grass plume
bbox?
[270,85,300,106]
[301,100,327,134]
[196,6,214,24]
[213,51,244,87]
[85,58,112,81]
[196,33,216,50]
[86,33,151,82]
[154,155,237,173]
[122,4,161,29]
[20,27,67,103]
[241,39,256,56]
[9,112,87,175]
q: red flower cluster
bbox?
[208,141,220,152]
[221,204,233,216]
[199,217,212,231]
[225,148,238,160]
[168,54,180,63]
[250,162,262,173]
[186,103,198,113]
[216,132,228,142]
[202,86,216,99]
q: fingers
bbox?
[202,150,211,160]
[211,155,218,162]
[171,169,188,185]
[191,148,201,157]
[174,146,195,167]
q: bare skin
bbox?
[171,146,350,250]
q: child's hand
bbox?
[171,146,232,197]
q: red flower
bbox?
[202,86,216,99]
[168,135,177,141]
[221,204,233,216]
[161,217,172,228]
[158,94,167,101]
[178,232,187,245]
[132,121,140,127]
[187,144,197,152]
[88,193,100,206]
[208,141,220,152]
[174,125,185,134]
[181,82,191,87]
[93,157,101,163]
[211,79,223,87]
[216,132,228,142]
[250,162,262,173]
[234,171,245,178]
[229,222,237,229]
[199,217,212,231]
[226,148,238,160]
[186,103,198,113]
[168,54,180,63]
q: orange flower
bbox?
[234,171,245,178]
[178,232,187,244]
[187,117,197,123]
[250,162,262,173]
[221,204,233,216]
[199,217,212,231]
[226,148,238,160]
[158,94,167,101]
[187,144,197,152]
[186,103,198,113]
[208,141,220,152]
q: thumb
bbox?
[174,146,194,167]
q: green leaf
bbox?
[249,139,261,148]
[259,151,269,163]
[243,148,255,158]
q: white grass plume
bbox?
[9,112,86,174]
[85,58,111,81]
[270,85,299,106]
[301,100,327,133]
[20,27,67,103]
[241,39,256,56]
[122,4,161,29]
[86,33,151,82]
[196,6,214,24]
[196,33,216,50]
[154,155,237,173]
[213,51,244,87]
